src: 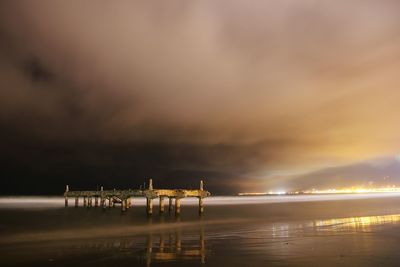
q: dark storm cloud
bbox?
[1,1,400,194]
[23,58,54,83]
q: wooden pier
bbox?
[64,179,211,215]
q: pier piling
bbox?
[146,198,153,215]
[199,180,204,214]
[175,198,181,215]
[168,197,173,213]
[122,199,126,212]
[199,197,204,214]
[159,196,164,213]
[64,185,69,207]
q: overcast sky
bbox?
[1,1,400,194]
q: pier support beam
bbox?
[83,196,87,207]
[122,199,127,212]
[175,198,181,215]
[95,197,99,207]
[199,197,204,214]
[88,197,92,207]
[64,185,69,207]
[159,196,165,213]
[75,197,79,207]
[169,197,173,213]
[100,186,104,208]
[199,180,205,214]
[146,198,153,215]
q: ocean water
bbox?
[2,194,400,266]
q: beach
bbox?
[2,194,400,266]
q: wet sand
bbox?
[1,194,400,266]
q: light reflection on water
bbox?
[268,214,400,238]
[206,213,400,267]
[313,214,400,232]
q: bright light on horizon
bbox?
[239,185,400,196]
[304,186,400,194]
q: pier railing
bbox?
[64,179,210,215]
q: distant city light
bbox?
[238,185,400,196]
[303,186,400,194]
[238,191,287,196]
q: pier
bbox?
[64,179,211,215]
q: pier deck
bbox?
[64,179,210,215]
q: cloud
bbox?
[273,157,400,190]
[1,1,400,194]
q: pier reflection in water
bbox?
[143,227,205,266]
[67,224,207,267]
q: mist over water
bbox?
[3,193,400,209]
[2,195,400,266]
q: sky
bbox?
[1,1,400,195]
